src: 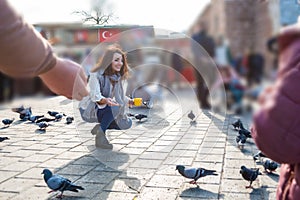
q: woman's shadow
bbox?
[87,146,142,199]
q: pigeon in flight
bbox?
[42,169,84,199]
[240,165,261,188]
[261,157,279,173]
[19,107,32,121]
[2,118,14,126]
[0,137,9,142]
[176,165,217,184]
[236,134,247,149]
[188,110,196,122]
[66,116,74,124]
[11,105,25,113]
[134,114,147,121]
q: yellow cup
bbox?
[133,98,143,106]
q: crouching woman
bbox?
[89,44,133,149]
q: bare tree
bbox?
[73,0,116,25]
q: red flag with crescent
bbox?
[99,28,121,42]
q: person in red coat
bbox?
[251,20,300,200]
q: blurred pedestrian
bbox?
[244,48,265,87]
[89,44,133,149]
[191,21,215,109]
[0,0,88,101]
[171,49,184,88]
[251,20,300,200]
[214,36,233,68]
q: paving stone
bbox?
[103,178,145,193]
[78,170,119,184]
[139,187,178,200]
[163,156,194,165]
[1,161,39,172]
[0,178,39,193]
[0,191,17,199]
[138,152,169,160]
[146,174,183,188]
[21,153,54,162]
[38,158,74,168]
[130,159,162,169]
[57,164,95,176]
[9,186,50,200]
[0,171,19,183]
[220,179,260,193]
[94,191,137,200]
[16,167,46,179]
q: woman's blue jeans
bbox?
[96,106,120,133]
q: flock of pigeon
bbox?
[185,111,280,189]
[1,105,81,198]
[231,118,280,188]
[1,105,74,133]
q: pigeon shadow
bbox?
[35,129,46,134]
[266,172,279,182]
[250,187,265,200]
[47,195,86,200]
[190,121,197,126]
[0,126,9,130]
[180,185,222,199]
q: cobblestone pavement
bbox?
[0,89,279,200]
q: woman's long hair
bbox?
[91,44,129,79]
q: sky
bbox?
[9,0,210,32]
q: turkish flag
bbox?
[99,28,121,42]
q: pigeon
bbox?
[127,113,135,117]
[55,113,64,121]
[42,169,84,199]
[240,165,261,188]
[37,122,49,130]
[176,165,217,184]
[19,107,32,121]
[261,157,279,173]
[48,111,59,117]
[36,117,56,123]
[134,114,147,121]
[29,115,44,123]
[253,151,266,161]
[232,119,242,130]
[11,105,25,113]
[239,128,251,138]
[2,118,14,126]
[188,110,196,122]
[66,116,74,124]
[48,111,66,117]
[236,133,247,149]
[232,119,247,130]
[0,137,9,142]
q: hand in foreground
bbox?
[39,58,89,100]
